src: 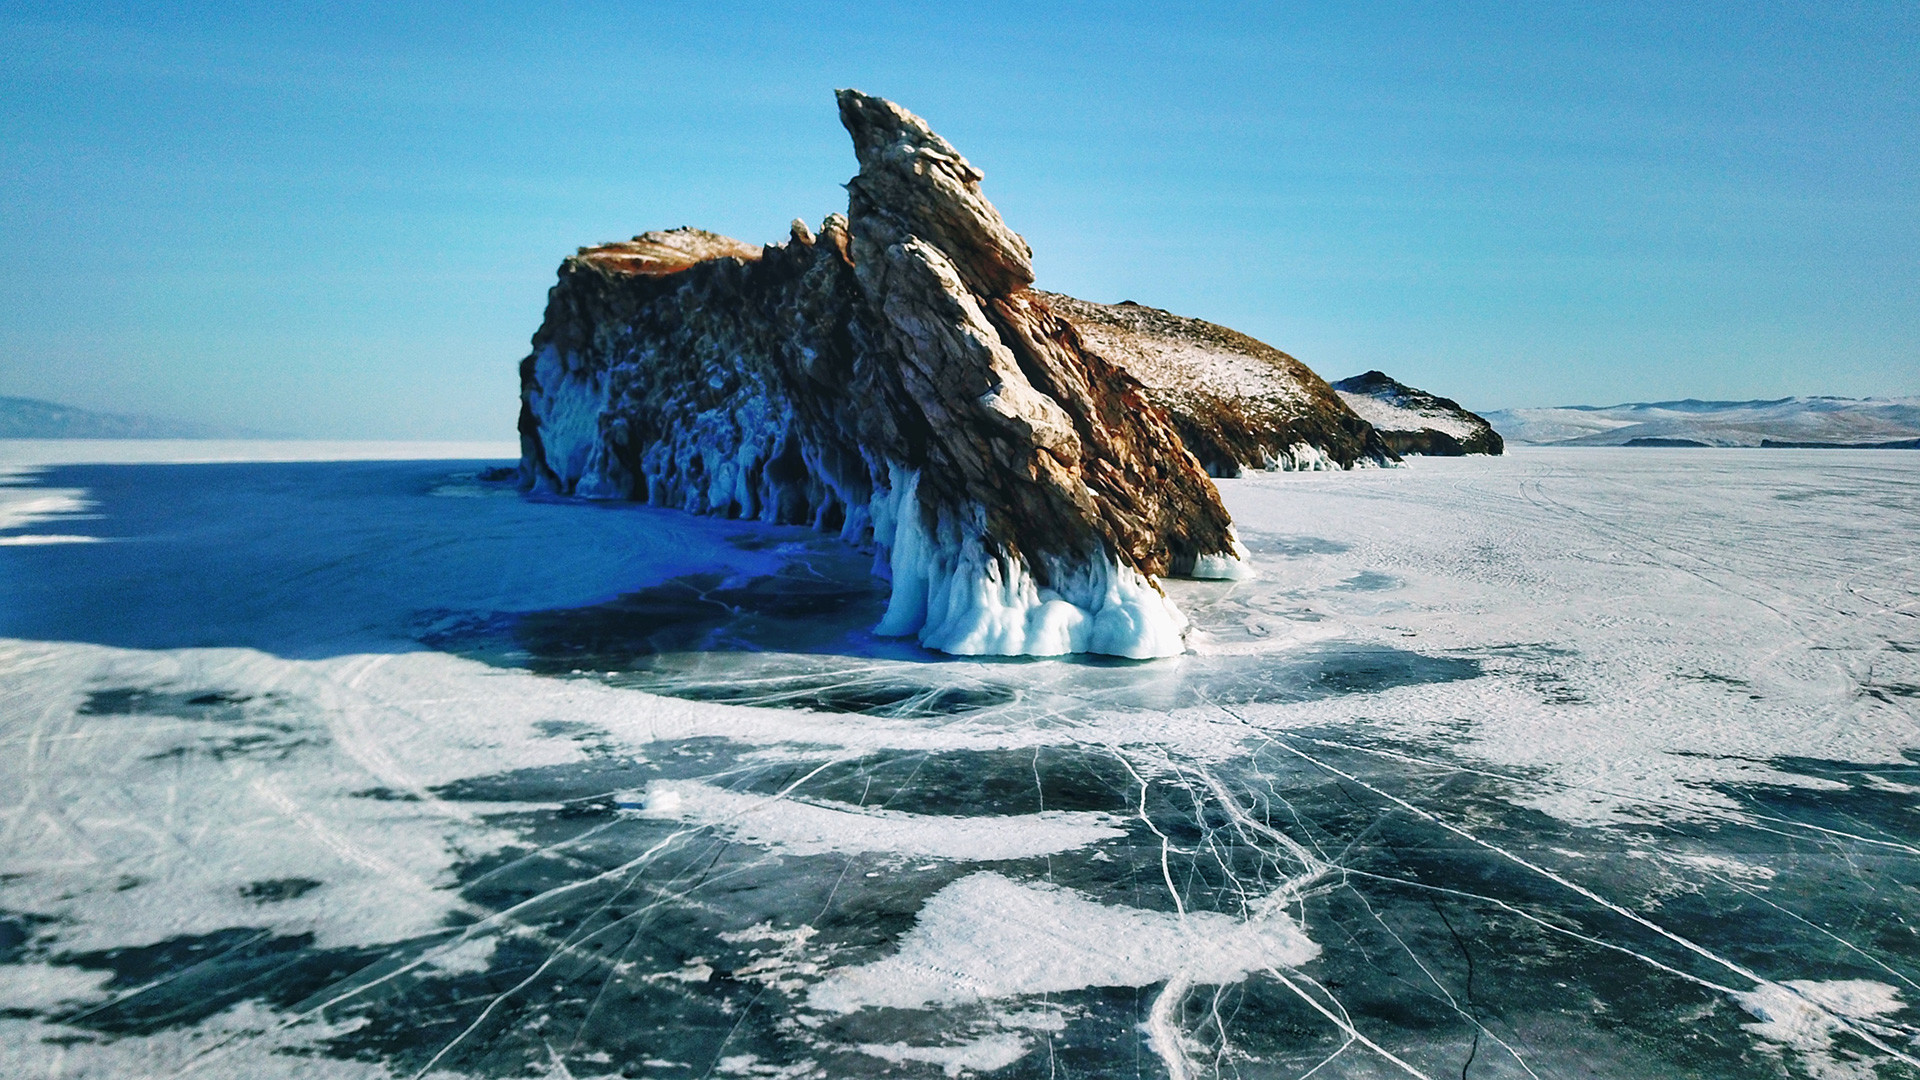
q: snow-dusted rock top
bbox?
[1331,370,1504,456]
[515,91,1245,658]
[1042,293,1395,475]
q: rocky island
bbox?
[1331,370,1505,456]
[516,91,1247,658]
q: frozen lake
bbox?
[2,441,1917,1079]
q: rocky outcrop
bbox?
[1331,371,1504,456]
[1041,294,1396,475]
[517,91,1245,659]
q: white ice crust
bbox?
[630,779,1125,860]
[869,467,1199,659]
[808,871,1318,1014]
[858,1032,1035,1077]
[1734,979,1906,1076]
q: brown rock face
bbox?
[1042,293,1397,475]
[517,90,1241,657]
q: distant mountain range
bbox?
[1483,397,1920,448]
[0,396,258,439]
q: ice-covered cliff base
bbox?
[873,473,1191,658]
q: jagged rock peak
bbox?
[836,89,1034,297]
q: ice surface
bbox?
[2,442,1918,1079]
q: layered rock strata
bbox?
[1042,293,1396,476]
[517,91,1245,658]
[1331,371,1504,456]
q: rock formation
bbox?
[1041,294,1397,475]
[517,90,1246,658]
[1330,371,1504,456]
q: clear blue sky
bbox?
[3,1,1914,437]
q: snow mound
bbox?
[630,779,1126,860]
[808,872,1319,1013]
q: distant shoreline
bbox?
[0,439,520,467]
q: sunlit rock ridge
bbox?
[517,90,1245,658]
[1040,293,1397,475]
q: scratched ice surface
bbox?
[2,443,1919,1080]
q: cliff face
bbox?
[1040,294,1396,475]
[518,91,1243,658]
[1331,371,1504,456]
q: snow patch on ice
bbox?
[1666,853,1777,883]
[858,1032,1034,1076]
[808,872,1318,1013]
[0,490,92,531]
[0,533,101,545]
[0,643,566,954]
[631,779,1125,860]
[1734,979,1905,1077]
[0,484,102,544]
[0,1001,392,1080]
[0,964,113,1012]
[425,933,499,975]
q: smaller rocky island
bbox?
[1331,371,1504,456]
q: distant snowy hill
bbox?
[0,396,253,438]
[1483,397,1920,447]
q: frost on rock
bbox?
[516,91,1246,657]
[1041,292,1399,476]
